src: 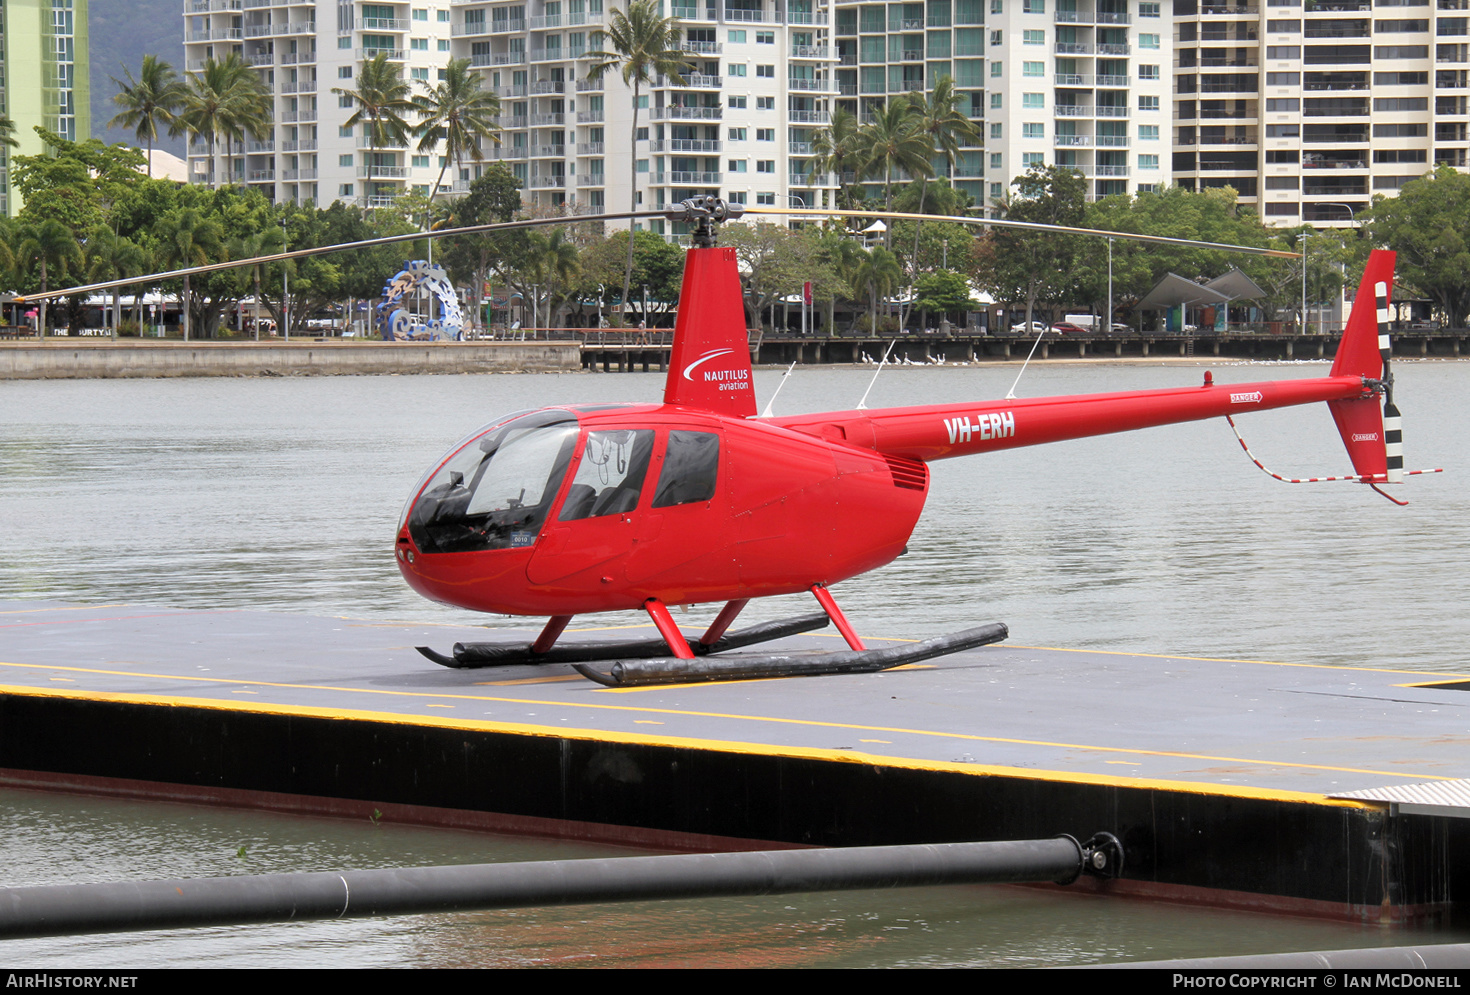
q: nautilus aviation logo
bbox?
[683,348,750,391]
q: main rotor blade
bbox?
[748,206,1303,259]
[21,209,673,302]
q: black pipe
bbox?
[0,838,1084,940]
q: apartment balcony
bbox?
[669,170,722,183]
[898,17,924,28]
[470,54,495,67]
[577,142,605,155]
[788,110,831,123]
[724,7,767,21]
[491,52,528,65]
[662,73,724,88]
[1090,164,1130,176]
[840,83,857,94]
[279,110,316,122]
[1056,9,1096,22]
[244,52,274,67]
[792,171,834,185]
[669,139,722,152]
[358,135,408,148]
[901,48,924,60]
[358,165,408,178]
[244,23,273,40]
[682,40,723,54]
[190,0,241,11]
[280,139,316,151]
[186,29,243,41]
[670,5,709,19]
[894,80,926,91]
[577,110,606,122]
[247,140,275,153]
[359,17,409,31]
[1097,10,1131,21]
[576,78,604,91]
[498,85,529,98]
[530,113,566,126]
[1201,2,1259,11]
[491,147,530,159]
[839,54,857,65]
[791,44,831,58]
[1056,42,1093,54]
[1098,43,1130,55]
[357,48,406,61]
[528,175,568,188]
[241,0,271,7]
[452,21,495,37]
[533,145,568,158]
[789,141,813,154]
[1096,135,1130,146]
[1199,57,1259,67]
[652,106,722,119]
[1055,134,1093,146]
[1198,132,1258,144]
[1056,73,1093,86]
[787,10,828,23]
[249,170,275,182]
[1095,105,1130,117]
[529,48,569,62]
[279,80,316,93]
[366,195,400,208]
[277,21,314,35]
[1096,74,1131,86]
[1055,104,1094,116]
[530,81,566,94]
[789,77,834,91]
[578,172,606,186]
[281,168,317,180]
[186,60,208,71]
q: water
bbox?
[0,361,1466,966]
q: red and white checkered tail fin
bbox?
[1327,250,1396,483]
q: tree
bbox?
[807,107,863,208]
[227,225,288,340]
[912,270,976,328]
[846,245,903,335]
[585,0,691,316]
[721,222,839,331]
[414,58,501,207]
[970,164,1087,334]
[439,165,526,335]
[85,228,149,339]
[154,204,226,339]
[901,76,981,317]
[572,228,684,323]
[108,56,186,178]
[1364,166,1470,327]
[506,228,580,327]
[16,219,84,338]
[333,54,417,215]
[179,55,272,189]
[855,98,933,216]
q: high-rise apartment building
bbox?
[1171,0,1469,228]
[183,0,460,208]
[4,0,88,216]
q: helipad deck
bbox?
[2,600,1467,921]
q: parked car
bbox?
[1013,320,1049,334]
[1051,322,1090,335]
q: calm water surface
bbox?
[0,361,1466,967]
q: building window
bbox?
[413,8,428,20]
[1265,98,1299,111]
[757,191,775,204]
[994,62,1006,77]
[729,159,748,171]
[1139,124,1159,140]
[1139,65,1159,80]
[757,159,775,172]
[1265,123,1299,137]
[757,96,774,109]
[729,95,747,108]
[338,37,351,49]
[1023,61,1043,76]
[729,127,747,139]
[340,183,354,197]
[636,159,649,172]
[757,128,774,140]
[339,124,354,137]
[990,182,1002,199]
[1022,92,1043,108]
[1023,30,1044,45]
[728,191,747,204]
[1022,151,1044,167]
[990,152,1002,169]
[1139,154,1159,169]
[1266,46,1300,59]
[413,155,431,167]
[991,0,1003,11]
[757,30,774,43]
[340,95,355,108]
[1138,95,1160,110]
[339,154,353,167]
[338,66,352,78]
[1139,33,1160,49]
[757,64,774,77]
[729,63,747,76]
[991,122,1003,138]
[1137,183,1158,193]
[991,92,1003,108]
[411,38,429,50]
[990,30,1003,45]
[438,9,450,21]
[1138,1,1160,15]
[1022,0,1044,11]
[412,67,429,80]
[729,29,746,42]
[1022,122,1043,138]
[636,127,649,140]
[438,39,450,51]
[1266,72,1300,86]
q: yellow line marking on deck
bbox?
[1010,645,1470,680]
[474,676,583,686]
[0,663,1450,786]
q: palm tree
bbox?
[902,77,981,326]
[109,56,187,178]
[333,54,416,215]
[179,54,272,188]
[228,227,287,340]
[85,229,149,340]
[518,228,580,326]
[586,0,691,317]
[808,107,862,208]
[0,114,19,150]
[414,58,501,208]
[848,245,902,336]
[18,220,84,340]
[856,98,933,218]
[155,207,225,340]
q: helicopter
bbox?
[24,197,1432,687]
[393,197,1430,687]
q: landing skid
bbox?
[416,613,833,669]
[572,622,1009,687]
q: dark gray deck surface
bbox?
[2,599,1467,802]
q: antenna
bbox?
[760,361,798,418]
[856,339,897,411]
[1005,324,1049,400]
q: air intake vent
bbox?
[883,455,928,491]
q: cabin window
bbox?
[407,411,579,553]
[652,431,720,507]
[559,430,656,520]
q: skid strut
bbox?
[416,612,833,669]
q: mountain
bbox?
[89,0,186,154]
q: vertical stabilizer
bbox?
[663,246,757,417]
[1328,249,1396,480]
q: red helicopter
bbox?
[396,197,1428,687]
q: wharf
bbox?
[2,599,1467,922]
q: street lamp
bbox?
[279,219,289,342]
